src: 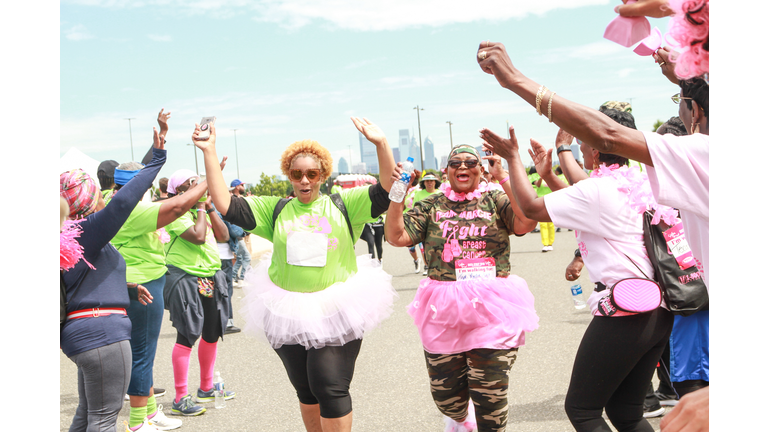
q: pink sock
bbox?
[172,344,192,403]
[198,339,218,392]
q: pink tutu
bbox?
[408,276,539,354]
[240,254,397,349]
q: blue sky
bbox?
[60,0,678,185]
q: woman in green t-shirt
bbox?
[193,116,397,432]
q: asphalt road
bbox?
[60,229,666,431]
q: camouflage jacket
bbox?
[403,190,524,281]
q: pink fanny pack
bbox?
[597,278,662,317]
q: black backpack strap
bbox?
[271,195,354,240]
[330,193,354,240]
[272,198,292,229]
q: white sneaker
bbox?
[125,419,160,432]
[147,405,183,430]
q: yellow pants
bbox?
[540,222,555,246]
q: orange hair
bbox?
[280,140,333,180]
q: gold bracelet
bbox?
[548,92,556,123]
[535,85,548,116]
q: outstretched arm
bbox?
[383,163,415,247]
[552,128,589,185]
[484,153,537,234]
[477,42,651,165]
[193,122,232,215]
[352,117,396,192]
[481,126,551,222]
[528,139,569,192]
[156,179,209,229]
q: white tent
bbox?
[60,148,100,183]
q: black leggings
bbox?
[360,224,384,260]
[564,308,674,432]
[274,339,363,418]
[175,293,223,347]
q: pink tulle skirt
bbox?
[240,254,397,349]
[408,275,539,355]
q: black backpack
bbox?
[272,193,354,240]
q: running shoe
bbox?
[147,405,182,431]
[124,419,159,431]
[413,260,420,273]
[170,395,206,416]
[196,387,236,403]
[654,391,679,407]
[642,400,665,418]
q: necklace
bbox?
[439,181,492,202]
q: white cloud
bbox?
[64,24,94,41]
[63,0,610,30]
[617,67,634,78]
[147,34,173,42]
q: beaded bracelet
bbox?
[548,92,556,123]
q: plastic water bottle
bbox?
[389,157,415,203]
[570,283,586,309]
[214,371,226,409]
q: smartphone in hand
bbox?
[198,116,216,140]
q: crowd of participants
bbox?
[59,0,709,431]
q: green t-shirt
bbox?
[110,201,166,284]
[331,185,343,194]
[164,211,222,277]
[243,187,375,293]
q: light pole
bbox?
[413,105,424,171]
[124,118,136,161]
[446,121,454,149]
[187,143,199,175]
[233,129,240,179]
[347,145,352,173]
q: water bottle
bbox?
[214,371,226,409]
[389,157,415,203]
[570,283,587,309]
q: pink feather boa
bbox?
[590,164,679,225]
[60,220,95,271]
[439,181,500,202]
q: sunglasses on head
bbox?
[289,169,321,181]
[447,159,479,169]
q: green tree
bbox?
[248,173,291,197]
[652,119,664,132]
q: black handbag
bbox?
[642,210,708,316]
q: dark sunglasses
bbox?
[289,169,321,181]
[447,159,479,169]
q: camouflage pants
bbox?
[424,348,518,432]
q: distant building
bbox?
[440,155,448,169]
[338,157,349,174]
[358,132,378,174]
[424,136,435,171]
[392,148,400,165]
[398,130,410,163]
[410,134,423,171]
[351,162,367,174]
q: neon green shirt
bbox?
[164,211,221,277]
[244,187,375,293]
[110,201,166,284]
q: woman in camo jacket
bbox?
[385,144,539,432]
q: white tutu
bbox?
[240,254,398,349]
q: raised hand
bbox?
[483,153,506,181]
[192,123,217,151]
[157,108,171,137]
[351,117,387,147]
[480,125,520,160]
[652,46,680,85]
[555,128,575,147]
[615,0,672,18]
[152,127,165,150]
[528,139,553,177]
[219,156,228,171]
[476,41,517,89]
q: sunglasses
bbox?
[447,159,479,169]
[671,93,693,104]
[289,169,322,182]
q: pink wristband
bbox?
[499,176,510,185]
